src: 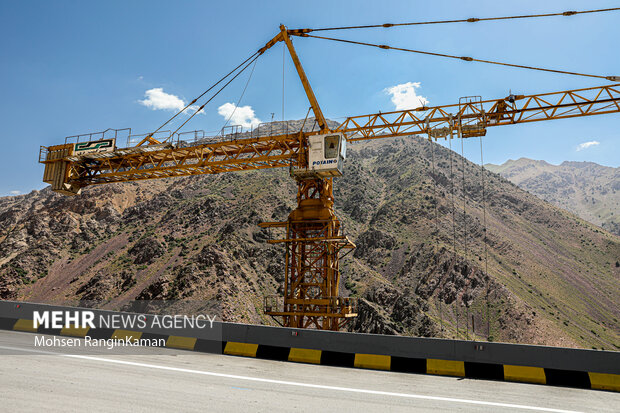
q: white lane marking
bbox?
[0,344,582,413]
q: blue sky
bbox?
[1,0,618,196]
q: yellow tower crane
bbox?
[40,19,620,330]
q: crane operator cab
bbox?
[292,133,347,179]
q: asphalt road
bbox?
[0,330,617,412]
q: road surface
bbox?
[0,330,617,412]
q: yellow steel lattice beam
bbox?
[41,83,620,191]
[336,83,620,142]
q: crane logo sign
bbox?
[73,138,115,155]
[312,159,337,166]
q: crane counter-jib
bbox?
[41,131,305,192]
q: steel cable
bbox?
[479,135,491,341]
[295,8,620,32]
[448,134,458,338]
[459,134,469,340]
[218,57,259,136]
[170,53,262,136]
[297,34,618,81]
[145,50,261,141]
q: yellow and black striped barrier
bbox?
[2,316,618,393]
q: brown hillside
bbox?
[486,158,620,236]
[1,133,618,350]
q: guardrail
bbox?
[64,128,131,146]
[49,121,310,155]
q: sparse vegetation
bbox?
[0,133,617,349]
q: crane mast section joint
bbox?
[258,32,284,55]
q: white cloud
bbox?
[576,141,600,151]
[139,88,185,111]
[187,105,204,115]
[217,102,262,129]
[384,82,429,111]
[9,190,20,195]
[138,88,204,115]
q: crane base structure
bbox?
[260,177,357,330]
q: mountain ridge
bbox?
[1,132,618,350]
[486,158,620,236]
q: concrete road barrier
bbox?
[1,300,618,392]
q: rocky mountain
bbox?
[486,158,620,236]
[1,130,619,350]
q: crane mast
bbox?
[261,26,357,329]
[39,25,620,331]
